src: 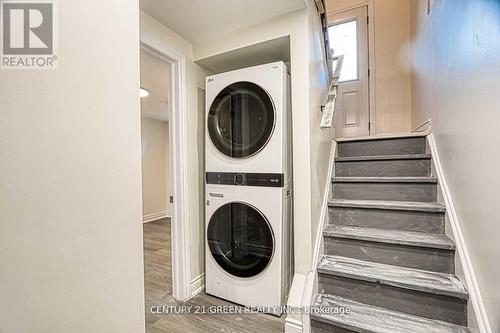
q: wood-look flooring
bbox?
[143,219,285,333]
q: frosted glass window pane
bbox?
[329,20,358,82]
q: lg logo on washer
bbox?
[1,0,58,69]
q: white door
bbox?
[328,6,370,138]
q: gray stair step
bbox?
[329,199,445,234]
[333,177,437,183]
[337,135,427,157]
[324,225,454,250]
[335,154,431,162]
[323,226,455,273]
[332,177,437,202]
[318,256,467,298]
[336,133,427,142]
[335,154,431,177]
[311,293,470,333]
[329,199,446,213]
[317,256,467,325]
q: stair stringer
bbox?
[296,140,336,333]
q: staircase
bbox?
[310,135,470,333]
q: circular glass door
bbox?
[207,202,274,278]
[208,82,275,158]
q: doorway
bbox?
[328,6,370,138]
[140,32,192,303]
[140,47,175,329]
[140,49,172,224]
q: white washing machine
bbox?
[205,61,292,187]
[205,183,293,315]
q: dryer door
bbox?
[207,82,275,158]
[207,202,274,278]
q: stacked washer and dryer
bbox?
[205,62,293,315]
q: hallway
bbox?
[143,220,285,332]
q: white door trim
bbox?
[327,0,376,135]
[140,31,191,301]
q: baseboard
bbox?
[190,273,205,297]
[301,271,317,333]
[284,317,303,333]
[143,210,171,223]
[427,134,492,333]
[312,140,336,270]
[285,273,307,333]
[412,118,432,134]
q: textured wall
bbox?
[409,0,500,331]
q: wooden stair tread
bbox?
[324,225,455,250]
[335,154,431,162]
[311,293,470,333]
[335,132,427,142]
[333,176,437,183]
[318,255,468,299]
[329,199,446,213]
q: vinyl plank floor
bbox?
[143,219,284,333]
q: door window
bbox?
[207,202,274,278]
[207,82,275,158]
[329,20,358,82]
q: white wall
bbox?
[409,0,499,331]
[307,1,331,262]
[327,0,412,134]
[141,118,170,217]
[0,1,145,332]
[140,11,209,283]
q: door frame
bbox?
[327,0,376,135]
[140,31,191,301]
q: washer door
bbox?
[207,202,274,278]
[208,81,275,158]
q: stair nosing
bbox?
[323,225,455,250]
[332,176,438,183]
[329,199,446,213]
[311,293,470,333]
[335,153,431,162]
[317,255,468,299]
[335,132,427,143]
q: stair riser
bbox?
[335,159,431,177]
[318,274,467,326]
[338,137,426,157]
[329,207,445,234]
[311,320,357,333]
[324,238,455,274]
[333,182,437,202]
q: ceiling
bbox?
[139,0,306,44]
[140,49,170,122]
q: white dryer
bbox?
[205,183,293,314]
[205,62,292,187]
